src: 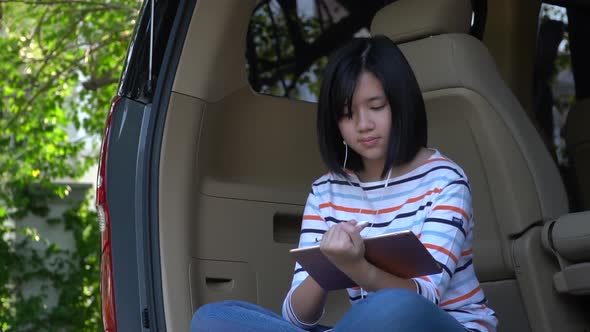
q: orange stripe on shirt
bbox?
[319,188,442,214]
[302,215,324,221]
[424,243,458,264]
[462,249,473,256]
[417,276,432,282]
[317,202,376,214]
[404,188,443,205]
[440,286,482,306]
[432,205,469,220]
[421,157,452,165]
[472,320,492,332]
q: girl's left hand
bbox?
[319,220,367,270]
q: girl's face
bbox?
[338,71,392,173]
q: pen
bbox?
[314,221,371,242]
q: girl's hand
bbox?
[319,220,368,271]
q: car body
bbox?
[97,0,590,331]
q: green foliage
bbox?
[247,0,395,102]
[248,0,356,102]
[0,0,141,330]
[539,3,572,166]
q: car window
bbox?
[246,0,398,102]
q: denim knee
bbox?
[191,301,244,330]
[191,300,295,332]
[366,288,435,316]
[371,288,424,303]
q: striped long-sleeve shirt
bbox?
[282,149,498,331]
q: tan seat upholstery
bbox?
[542,211,590,296]
[371,0,589,331]
[565,98,590,211]
[167,1,589,331]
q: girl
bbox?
[192,35,498,332]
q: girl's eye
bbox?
[343,113,354,120]
[341,109,355,119]
[371,105,386,110]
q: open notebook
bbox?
[289,230,442,291]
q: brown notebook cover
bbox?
[289,230,442,291]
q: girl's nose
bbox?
[356,109,374,131]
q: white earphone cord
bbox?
[343,141,348,170]
[360,168,392,299]
[341,141,393,299]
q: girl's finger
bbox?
[355,221,369,232]
[322,224,342,246]
[340,221,367,234]
[320,226,335,247]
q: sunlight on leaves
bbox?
[1,0,142,329]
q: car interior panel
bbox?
[151,0,590,330]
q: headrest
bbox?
[371,0,472,44]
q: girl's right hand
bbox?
[319,220,367,270]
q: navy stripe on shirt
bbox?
[455,259,473,273]
[300,229,326,235]
[313,165,463,191]
[323,202,433,228]
[424,217,467,238]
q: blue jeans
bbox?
[191,289,469,332]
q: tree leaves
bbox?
[0,0,141,330]
[247,0,395,102]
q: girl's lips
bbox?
[359,137,379,147]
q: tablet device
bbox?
[289,230,442,290]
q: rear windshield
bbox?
[245,0,398,103]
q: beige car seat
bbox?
[565,98,590,211]
[370,0,590,331]
[164,1,590,331]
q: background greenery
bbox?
[0,1,141,330]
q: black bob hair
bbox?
[317,35,427,178]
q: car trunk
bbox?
[145,0,590,331]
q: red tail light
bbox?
[97,96,122,332]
